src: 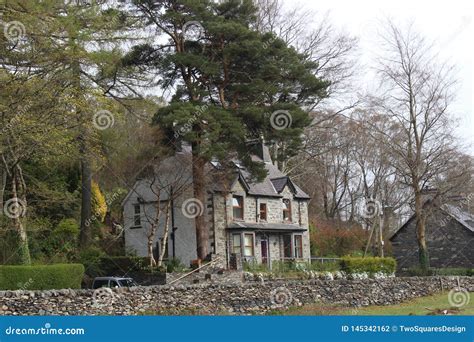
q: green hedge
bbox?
[340,257,396,275]
[404,267,474,277]
[0,264,84,290]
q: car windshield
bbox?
[118,279,137,287]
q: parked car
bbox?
[92,277,138,289]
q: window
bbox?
[109,280,119,288]
[118,279,138,287]
[232,195,244,220]
[231,233,255,257]
[259,203,267,221]
[243,233,254,257]
[294,235,303,259]
[283,234,292,259]
[232,234,241,254]
[133,204,141,227]
[282,199,292,222]
[92,279,109,289]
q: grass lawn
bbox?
[276,292,474,316]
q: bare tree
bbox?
[373,21,463,270]
[254,0,359,108]
[254,0,361,174]
[139,153,193,268]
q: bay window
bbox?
[230,232,255,257]
[294,234,303,259]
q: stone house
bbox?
[389,201,474,270]
[122,143,311,269]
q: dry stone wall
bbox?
[1,277,472,315]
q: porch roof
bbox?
[227,222,307,232]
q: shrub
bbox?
[165,258,188,273]
[92,181,107,223]
[405,267,474,277]
[309,260,340,272]
[77,246,106,277]
[244,260,270,273]
[98,255,149,275]
[432,268,472,276]
[311,221,368,257]
[0,264,84,290]
[340,256,396,275]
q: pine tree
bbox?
[126,0,328,260]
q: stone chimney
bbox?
[248,137,272,164]
[420,188,439,206]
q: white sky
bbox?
[297,0,474,154]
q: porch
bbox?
[226,222,310,270]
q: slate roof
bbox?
[270,176,288,193]
[242,152,310,199]
[132,142,311,200]
[441,204,474,233]
[389,202,474,240]
[228,222,307,231]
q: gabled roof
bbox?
[441,204,474,233]
[123,143,310,206]
[239,161,310,199]
[271,176,290,193]
[389,203,474,240]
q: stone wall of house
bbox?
[212,192,228,267]
[1,277,472,316]
[391,209,474,269]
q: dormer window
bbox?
[232,195,244,220]
[283,199,291,222]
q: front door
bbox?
[261,239,268,265]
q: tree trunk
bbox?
[157,201,171,267]
[147,226,157,268]
[414,192,429,271]
[147,187,161,268]
[192,143,208,260]
[0,165,6,214]
[11,168,30,265]
[79,155,92,248]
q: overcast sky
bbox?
[297,0,473,154]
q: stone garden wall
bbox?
[1,277,472,315]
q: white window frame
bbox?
[132,203,142,228]
[230,232,255,257]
